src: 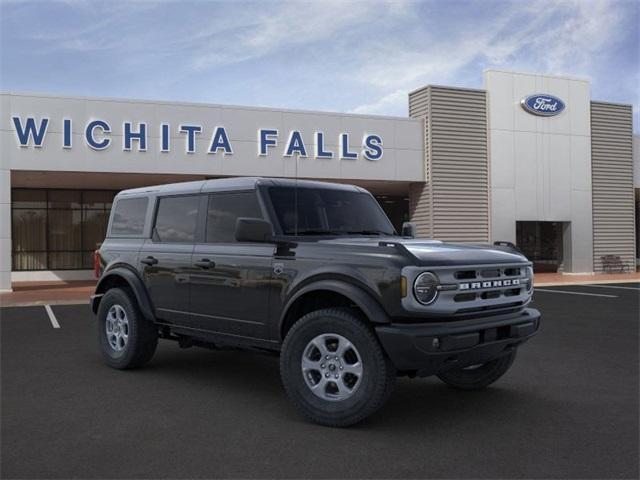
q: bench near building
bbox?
[0,69,637,291]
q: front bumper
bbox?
[375,308,541,377]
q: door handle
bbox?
[141,256,158,266]
[194,259,215,269]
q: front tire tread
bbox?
[280,307,395,427]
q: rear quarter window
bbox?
[110,197,148,236]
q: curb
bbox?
[1,300,89,308]
[535,279,640,287]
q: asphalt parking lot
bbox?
[1,284,638,479]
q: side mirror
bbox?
[235,217,273,243]
[493,240,523,254]
[401,222,417,238]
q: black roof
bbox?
[117,177,366,197]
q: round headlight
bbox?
[413,272,439,305]
[525,266,534,293]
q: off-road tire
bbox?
[98,287,158,369]
[280,307,396,427]
[436,349,517,390]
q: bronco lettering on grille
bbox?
[459,279,521,290]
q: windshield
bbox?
[268,187,396,236]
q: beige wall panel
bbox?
[591,102,636,272]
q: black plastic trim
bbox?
[279,278,391,338]
[375,307,541,376]
[92,267,156,322]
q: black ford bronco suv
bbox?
[91,177,540,427]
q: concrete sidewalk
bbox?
[0,281,95,307]
[535,271,640,286]
[1,271,639,307]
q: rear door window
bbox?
[154,195,200,243]
[206,192,263,243]
[110,197,148,236]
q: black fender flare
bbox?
[92,267,156,322]
[279,279,391,336]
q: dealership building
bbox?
[1,69,637,291]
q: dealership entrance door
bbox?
[516,221,565,272]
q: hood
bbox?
[317,237,528,266]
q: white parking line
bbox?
[580,284,640,291]
[44,305,60,328]
[535,289,618,298]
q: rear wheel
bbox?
[98,288,158,369]
[436,349,517,390]
[280,308,395,427]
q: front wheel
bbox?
[436,349,517,390]
[280,308,396,427]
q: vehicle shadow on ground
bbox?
[131,343,543,432]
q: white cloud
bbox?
[189,0,413,70]
[528,0,623,73]
[349,0,631,114]
[2,0,636,126]
[350,88,407,115]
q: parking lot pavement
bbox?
[1,284,638,479]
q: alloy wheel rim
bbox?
[106,304,129,352]
[301,333,363,401]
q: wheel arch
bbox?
[279,279,391,341]
[93,267,155,322]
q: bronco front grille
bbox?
[402,262,533,317]
[454,266,522,280]
[456,301,525,314]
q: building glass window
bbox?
[11,189,117,271]
[516,221,564,273]
[374,195,409,233]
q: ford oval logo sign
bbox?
[520,94,566,116]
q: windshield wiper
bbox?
[291,229,394,236]
[344,230,392,236]
[293,229,344,236]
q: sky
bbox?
[1,0,638,129]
